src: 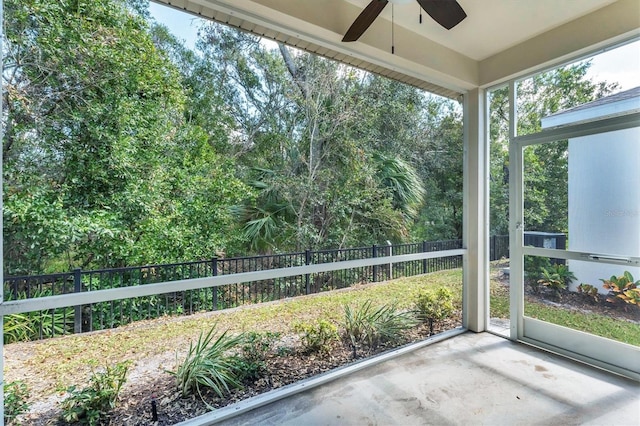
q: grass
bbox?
[523,304,640,346]
[489,261,640,346]
[5,269,463,398]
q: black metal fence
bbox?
[3,236,509,341]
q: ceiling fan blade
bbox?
[342,0,389,42]
[416,0,467,30]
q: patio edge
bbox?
[177,327,468,426]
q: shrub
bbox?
[3,313,35,344]
[234,331,280,382]
[414,287,454,335]
[293,319,338,354]
[60,361,130,425]
[524,255,552,292]
[4,380,30,424]
[537,264,576,298]
[3,289,74,343]
[342,300,416,356]
[170,325,244,402]
[577,283,600,303]
[601,271,640,307]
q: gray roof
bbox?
[545,86,640,118]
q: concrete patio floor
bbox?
[212,332,639,426]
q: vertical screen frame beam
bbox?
[463,88,489,332]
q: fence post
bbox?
[422,241,428,274]
[73,268,82,334]
[386,240,393,280]
[212,257,218,311]
[305,250,311,295]
[372,244,378,282]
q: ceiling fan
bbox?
[342,0,467,42]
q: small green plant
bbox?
[577,283,600,303]
[3,289,74,343]
[524,255,552,293]
[293,319,338,354]
[3,313,35,344]
[414,287,454,335]
[234,331,280,382]
[342,300,416,356]
[4,380,30,424]
[60,361,130,425]
[170,325,244,402]
[537,264,576,298]
[601,271,640,307]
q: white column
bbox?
[463,88,489,332]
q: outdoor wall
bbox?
[542,88,640,292]
[567,127,640,291]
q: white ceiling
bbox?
[154,0,640,97]
[344,0,618,60]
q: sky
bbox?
[149,2,640,92]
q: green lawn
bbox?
[489,263,640,346]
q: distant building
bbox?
[541,87,640,292]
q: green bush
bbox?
[601,271,640,307]
[233,331,280,382]
[60,361,130,425]
[414,287,454,335]
[577,283,600,303]
[524,256,552,293]
[170,325,244,402]
[342,300,416,356]
[3,289,74,343]
[293,319,338,354]
[538,264,576,298]
[4,380,30,424]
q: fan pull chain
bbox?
[391,3,395,54]
[419,4,423,23]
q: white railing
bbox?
[0,249,465,316]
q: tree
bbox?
[489,62,619,236]
[3,0,247,273]
[196,26,420,252]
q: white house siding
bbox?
[542,88,640,292]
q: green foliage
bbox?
[373,153,426,221]
[233,331,281,382]
[601,272,640,307]
[293,319,339,354]
[3,290,74,343]
[489,64,618,238]
[170,325,244,402]
[3,0,247,273]
[577,284,600,303]
[342,300,416,355]
[524,256,552,293]
[537,264,576,298]
[60,362,130,425]
[3,313,35,344]
[414,287,454,334]
[4,380,30,424]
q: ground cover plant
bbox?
[60,362,130,424]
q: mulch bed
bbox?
[17,318,461,425]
